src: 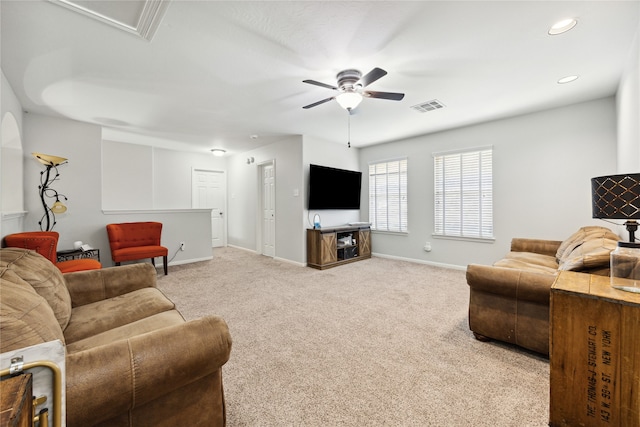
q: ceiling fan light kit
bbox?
[336,92,363,110]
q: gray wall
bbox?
[617,24,640,172]
[359,97,618,268]
[226,135,306,264]
[14,113,220,268]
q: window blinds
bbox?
[434,148,493,239]
[369,158,408,232]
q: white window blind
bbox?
[369,158,408,232]
[434,148,493,239]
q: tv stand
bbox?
[307,225,371,270]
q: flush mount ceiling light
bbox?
[548,18,578,35]
[558,75,579,84]
[211,149,226,157]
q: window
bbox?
[434,147,493,239]
[369,158,408,232]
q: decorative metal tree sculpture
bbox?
[33,152,68,231]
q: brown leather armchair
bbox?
[467,226,620,355]
[0,248,231,426]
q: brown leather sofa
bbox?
[0,248,232,427]
[466,226,620,355]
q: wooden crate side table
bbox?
[0,374,33,427]
[550,271,640,427]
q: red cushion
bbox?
[111,246,168,263]
[57,259,102,273]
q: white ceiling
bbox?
[2,1,639,155]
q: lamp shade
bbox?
[50,201,67,214]
[591,173,640,219]
[32,152,67,166]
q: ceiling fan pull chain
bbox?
[347,110,351,148]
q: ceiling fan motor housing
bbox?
[337,69,362,91]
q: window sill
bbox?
[372,229,409,236]
[432,234,495,243]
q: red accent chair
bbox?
[3,231,102,273]
[106,222,168,275]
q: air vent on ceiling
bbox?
[411,99,446,113]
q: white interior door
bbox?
[192,169,226,247]
[262,163,275,257]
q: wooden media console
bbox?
[307,225,371,269]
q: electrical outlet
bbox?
[180,242,185,251]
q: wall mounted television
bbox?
[308,164,362,210]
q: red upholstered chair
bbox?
[106,221,168,275]
[3,231,102,273]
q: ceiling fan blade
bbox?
[357,67,387,87]
[302,97,335,109]
[303,79,338,90]
[364,90,405,101]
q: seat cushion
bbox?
[0,248,72,330]
[57,258,102,273]
[494,251,559,274]
[112,246,168,263]
[66,310,185,353]
[64,287,175,344]
[0,268,66,352]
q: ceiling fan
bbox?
[302,68,405,111]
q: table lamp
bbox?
[592,173,640,292]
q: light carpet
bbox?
[157,247,549,426]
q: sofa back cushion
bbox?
[557,226,621,271]
[0,248,72,330]
[0,268,65,353]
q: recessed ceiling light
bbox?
[211,149,226,156]
[549,18,577,35]
[558,75,579,84]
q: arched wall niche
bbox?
[1,112,24,212]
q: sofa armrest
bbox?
[510,238,563,257]
[64,263,157,307]
[65,316,232,426]
[466,264,556,304]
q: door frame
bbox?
[256,160,275,256]
[191,168,227,247]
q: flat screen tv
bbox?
[308,164,362,210]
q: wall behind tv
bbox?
[359,96,617,268]
[302,135,360,228]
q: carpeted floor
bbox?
[157,247,549,426]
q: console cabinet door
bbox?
[307,230,337,266]
[358,230,371,257]
[319,233,338,264]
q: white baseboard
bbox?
[226,244,256,254]
[226,244,306,267]
[372,252,466,271]
[166,256,213,267]
[274,257,306,267]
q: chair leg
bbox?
[163,256,168,275]
[151,258,156,267]
[115,262,121,266]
